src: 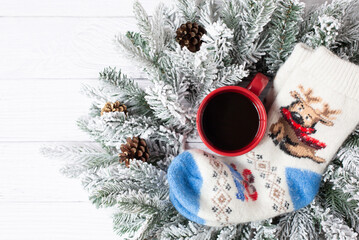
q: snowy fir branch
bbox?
[115,33,156,73]
[159,221,215,239]
[275,206,319,239]
[145,78,194,131]
[176,0,205,22]
[126,31,151,57]
[42,0,359,238]
[98,67,152,116]
[77,114,180,152]
[41,144,118,178]
[312,202,358,240]
[133,0,152,41]
[265,0,305,73]
[299,0,359,49]
[232,0,277,66]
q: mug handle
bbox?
[246,73,269,96]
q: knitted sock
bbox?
[265,43,313,109]
[168,45,359,226]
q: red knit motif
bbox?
[230,164,258,201]
[281,108,326,150]
[242,169,258,201]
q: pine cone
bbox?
[176,21,206,53]
[101,101,128,116]
[119,136,150,167]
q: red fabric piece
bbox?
[281,108,326,150]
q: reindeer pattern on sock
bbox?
[269,85,341,163]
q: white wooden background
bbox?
[0,0,327,239]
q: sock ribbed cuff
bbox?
[265,43,313,109]
[302,46,359,101]
[280,43,313,70]
[274,43,314,88]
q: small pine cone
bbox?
[119,136,150,167]
[101,101,128,116]
[176,21,206,53]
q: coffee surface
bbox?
[201,92,260,151]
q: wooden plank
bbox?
[0,141,209,203]
[0,78,267,142]
[3,0,324,17]
[0,144,218,238]
[0,141,115,239]
[0,0,169,17]
[0,202,117,240]
[0,79,93,142]
[0,18,147,79]
[0,142,94,202]
[0,0,327,17]
[0,0,329,81]
[0,79,156,142]
[0,141,213,203]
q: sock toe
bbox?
[170,192,223,226]
[168,151,203,215]
[169,192,206,225]
[286,168,322,210]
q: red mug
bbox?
[196,73,269,156]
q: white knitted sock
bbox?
[265,43,313,109]
[168,45,359,226]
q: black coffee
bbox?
[201,92,260,151]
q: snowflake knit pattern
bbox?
[167,44,359,226]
